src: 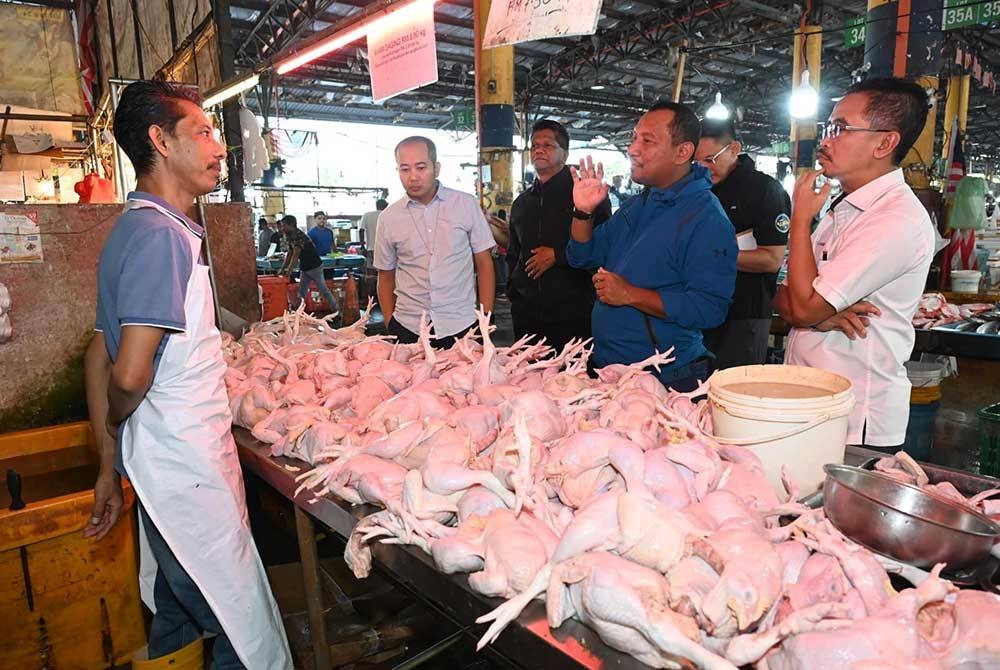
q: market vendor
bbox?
[567,101,737,391]
[84,80,291,668]
[694,118,790,369]
[775,77,935,449]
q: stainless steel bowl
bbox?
[823,464,1000,569]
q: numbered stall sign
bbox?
[844,17,866,49]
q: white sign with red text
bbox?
[367,1,439,104]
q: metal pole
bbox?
[672,40,688,103]
[195,197,224,329]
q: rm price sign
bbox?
[844,17,865,49]
[943,0,1000,30]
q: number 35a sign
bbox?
[943,0,1000,30]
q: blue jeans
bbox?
[297,266,339,312]
[140,505,245,669]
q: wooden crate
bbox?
[0,422,145,669]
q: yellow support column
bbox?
[902,76,937,190]
[473,0,514,213]
[790,25,822,173]
[941,74,971,162]
[957,74,971,134]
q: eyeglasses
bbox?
[695,142,733,166]
[822,120,894,140]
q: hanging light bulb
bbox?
[789,70,819,119]
[705,92,730,120]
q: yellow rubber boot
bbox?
[132,637,204,669]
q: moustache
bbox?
[817,149,831,160]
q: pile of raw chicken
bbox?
[912,292,996,329]
[224,302,1000,670]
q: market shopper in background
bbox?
[360,197,388,265]
[567,101,737,391]
[308,209,334,255]
[279,214,340,314]
[508,119,612,353]
[255,216,271,257]
[695,118,790,368]
[84,80,291,668]
[375,135,496,348]
[776,77,935,449]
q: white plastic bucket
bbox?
[707,365,854,494]
[904,360,946,388]
[951,270,981,293]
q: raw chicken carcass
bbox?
[543,552,738,670]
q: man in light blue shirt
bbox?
[375,136,495,347]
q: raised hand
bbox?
[570,156,610,215]
[791,169,832,224]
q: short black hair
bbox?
[395,136,437,163]
[700,117,737,144]
[496,209,507,221]
[375,198,388,210]
[530,119,569,151]
[845,77,930,164]
[113,80,203,176]
[646,100,701,148]
[258,217,268,226]
[314,210,326,218]
[281,214,297,228]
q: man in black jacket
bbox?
[507,120,612,352]
[695,118,790,368]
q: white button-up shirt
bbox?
[785,169,935,446]
[374,184,495,337]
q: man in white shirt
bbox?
[375,136,495,347]
[776,77,934,449]
[360,197,387,266]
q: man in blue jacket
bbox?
[567,101,737,391]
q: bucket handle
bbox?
[704,400,833,445]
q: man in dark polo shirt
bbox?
[279,214,339,313]
[695,118,790,368]
[507,119,612,352]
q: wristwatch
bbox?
[572,208,593,220]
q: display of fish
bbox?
[976,320,1000,335]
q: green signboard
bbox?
[771,141,792,155]
[451,107,475,131]
[844,16,866,49]
[943,0,1000,30]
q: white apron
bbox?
[119,198,292,669]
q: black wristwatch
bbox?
[572,208,594,220]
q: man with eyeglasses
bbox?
[775,77,935,450]
[568,101,737,391]
[694,118,790,368]
[507,119,612,352]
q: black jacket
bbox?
[506,166,612,322]
[711,155,790,319]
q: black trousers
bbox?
[704,317,771,370]
[511,307,592,355]
[386,316,474,349]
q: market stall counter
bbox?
[234,427,651,670]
